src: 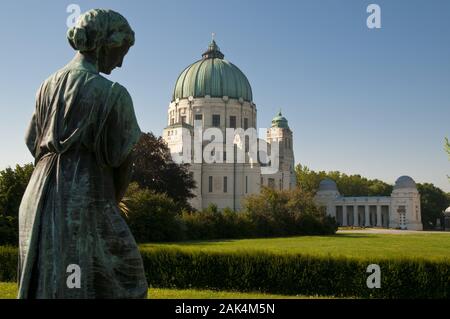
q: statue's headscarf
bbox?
[67,9,135,53]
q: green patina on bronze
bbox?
[18,9,148,299]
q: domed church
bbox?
[163,40,296,210]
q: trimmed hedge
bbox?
[1,246,450,298]
[141,248,450,298]
[0,246,17,282]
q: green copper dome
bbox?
[172,40,253,102]
[272,111,289,128]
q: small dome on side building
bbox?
[394,176,417,190]
[318,178,339,192]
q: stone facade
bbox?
[162,96,295,211]
[314,176,423,230]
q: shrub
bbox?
[181,205,254,240]
[0,246,17,282]
[122,183,185,242]
[122,185,336,242]
[181,204,220,240]
[243,187,337,237]
[0,216,17,246]
[0,163,34,246]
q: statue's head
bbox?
[67,9,135,74]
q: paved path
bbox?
[337,228,448,235]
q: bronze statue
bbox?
[18,9,148,298]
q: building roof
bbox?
[318,178,339,192]
[271,111,289,128]
[394,176,417,190]
[172,40,253,102]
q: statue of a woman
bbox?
[18,9,148,298]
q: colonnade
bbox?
[337,205,388,227]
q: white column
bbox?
[388,205,391,228]
[342,206,348,226]
[365,205,370,227]
[376,205,382,227]
[354,205,358,227]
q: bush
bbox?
[122,185,336,242]
[2,246,450,298]
[0,246,17,282]
[0,163,34,245]
[180,187,336,241]
[0,216,17,246]
[122,183,186,242]
[181,205,254,240]
[243,187,337,237]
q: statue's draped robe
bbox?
[18,59,148,298]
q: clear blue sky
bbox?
[0,0,449,191]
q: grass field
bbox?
[140,231,450,261]
[0,282,332,299]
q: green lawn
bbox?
[140,232,450,261]
[0,282,332,299]
[0,283,17,299]
[2,232,449,299]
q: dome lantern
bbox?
[202,40,224,59]
[271,111,289,129]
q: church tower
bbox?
[263,111,297,190]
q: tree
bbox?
[367,180,393,196]
[294,165,327,194]
[131,132,196,209]
[417,183,449,230]
[295,164,392,196]
[0,163,34,245]
[0,163,34,217]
